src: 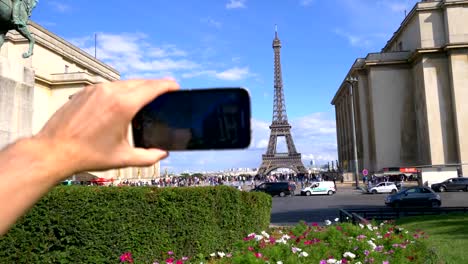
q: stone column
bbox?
[448,50,468,174]
[0,56,34,150]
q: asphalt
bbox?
[270,186,468,226]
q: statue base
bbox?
[0,56,35,150]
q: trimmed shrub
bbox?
[0,186,271,263]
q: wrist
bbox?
[15,136,74,183]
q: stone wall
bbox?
[0,57,34,150]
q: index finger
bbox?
[121,79,180,109]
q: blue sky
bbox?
[32,0,419,173]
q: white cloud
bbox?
[71,32,251,81]
[202,18,222,29]
[216,67,250,81]
[333,28,372,48]
[182,67,251,81]
[300,0,314,7]
[226,0,246,9]
[48,1,71,12]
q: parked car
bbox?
[368,182,398,194]
[431,177,468,192]
[252,182,295,197]
[385,187,441,208]
[301,181,336,196]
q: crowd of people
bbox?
[95,172,341,190]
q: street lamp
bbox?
[345,76,360,189]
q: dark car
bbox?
[252,182,295,197]
[431,177,468,192]
[385,187,441,208]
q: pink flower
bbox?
[165,257,174,264]
[168,251,174,255]
[320,260,327,264]
[254,252,262,258]
[383,261,390,264]
[182,256,189,261]
[364,250,370,256]
[119,252,134,263]
[248,246,254,251]
[176,260,183,264]
[243,234,255,241]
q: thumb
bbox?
[126,148,168,167]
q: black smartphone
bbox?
[132,88,251,151]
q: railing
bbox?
[339,207,468,223]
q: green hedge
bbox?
[0,186,271,263]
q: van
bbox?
[252,182,296,197]
[301,181,336,196]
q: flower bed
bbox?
[124,220,437,264]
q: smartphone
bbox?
[132,88,251,151]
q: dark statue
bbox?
[0,0,39,58]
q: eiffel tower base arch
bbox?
[258,154,307,176]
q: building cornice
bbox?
[35,72,105,87]
[5,21,120,82]
[382,0,468,52]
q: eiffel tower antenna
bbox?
[257,27,307,176]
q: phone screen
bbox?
[132,88,251,151]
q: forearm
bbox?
[0,137,71,234]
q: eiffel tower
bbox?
[258,27,307,176]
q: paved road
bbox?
[270,187,468,226]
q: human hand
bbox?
[35,79,179,176]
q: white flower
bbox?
[217,252,225,258]
[282,234,291,240]
[299,252,309,257]
[355,262,362,264]
[335,218,340,222]
[327,259,337,264]
[277,261,283,264]
[261,230,270,239]
[380,223,385,226]
[277,238,287,244]
[377,235,383,239]
[367,240,377,250]
[373,226,378,230]
[371,238,375,241]
[291,247,302,253]
[359,223,364,229]
[343,252,356,259]
[325,220,332,226]
[405,231,409,234]
[367,224,373,231]
[248,232,256,237]
[255,234,264,241]
[209,253,216,257]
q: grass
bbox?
[397,213,468,264]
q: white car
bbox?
[301,181,336,196]
[368,182,398,194]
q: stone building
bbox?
[332,0,468,175]
[0,22,160,181]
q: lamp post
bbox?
[345,76,360,189]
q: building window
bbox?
[397,41,403,51]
